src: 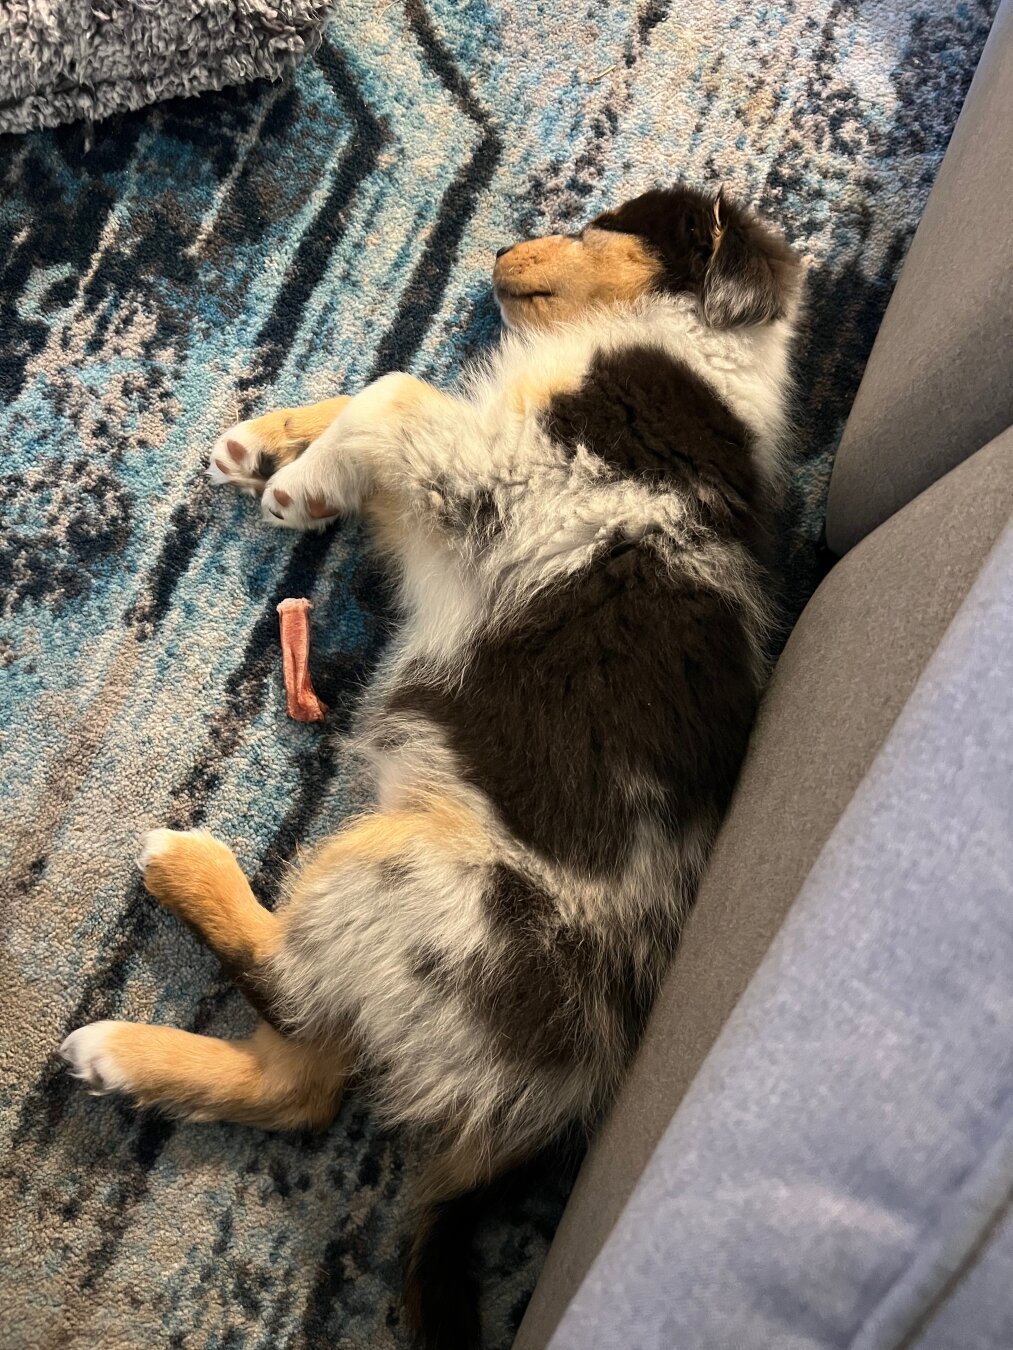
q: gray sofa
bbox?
[514,2,1013,1345]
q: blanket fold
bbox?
[0,1,334,134]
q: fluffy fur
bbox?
[61,185,802,1348]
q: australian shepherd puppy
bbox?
[61,186,801,1348]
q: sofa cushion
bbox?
[548,514,1013,1350]
[824,0,1013,555]
[513,426,1013,1349]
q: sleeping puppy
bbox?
[61,185,801,1349]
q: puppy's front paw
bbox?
[208,421,278,494]
[59,1022,130,1096]
[261,462,343,532]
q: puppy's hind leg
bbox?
[60,828,351,1127]
[137,828,281,1018]
[60,1018,349,1130]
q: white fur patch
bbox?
[207,421,268,493]
[136,827,207,873]
[59,1022,131,1095]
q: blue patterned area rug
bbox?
[0,2,997,1346]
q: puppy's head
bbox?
[493,185,800,332]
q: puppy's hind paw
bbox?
[59,1023,130,1096]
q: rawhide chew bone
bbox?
[277,598,327,723]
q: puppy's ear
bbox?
[702,192,798,328]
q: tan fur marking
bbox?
[494,229,662,329]
[142,833,279,966]
[506,363,584,415]
[711,196,727,255]
[244,385,449,470]
[246,396,352,465]
[104,1021,348,1128]
[587,230,665,298]
[289,798,489,905]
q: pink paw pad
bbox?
[307,495,339,520]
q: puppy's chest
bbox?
[397,524,484,666]
[401,472,565,669]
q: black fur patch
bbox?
[412,865,663,1072]
[594,185,797,326]
[388,540,758,876]
[594,185,714,295]
[542,343,767,552]
[377,858,414,891]
[404,1187,485,1350]
[252,448,282,481]
[429,479,502,540]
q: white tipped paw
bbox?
[261,461,342,532]
[136,827,207,875]
[60,1022,130,1096]
[208,421,272,494]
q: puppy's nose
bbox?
[496,245,513,259]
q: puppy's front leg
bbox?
[259,373,464,531]
[209,396,353,495]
